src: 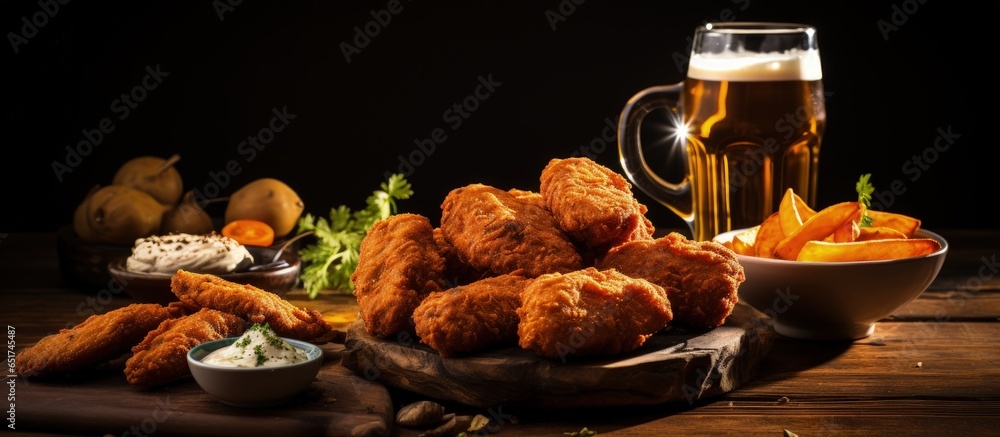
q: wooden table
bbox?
[2,230,998,436]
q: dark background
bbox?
[2,0,993,237]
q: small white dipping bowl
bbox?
[713,228,948,340]
[187,337,323,407]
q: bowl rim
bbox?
[713,227,948,266]
[107,245,301,280]
[187,336,323,371]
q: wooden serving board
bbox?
[15,344,394,437]
[341,302,774,409]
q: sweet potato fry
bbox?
[731,226,758,256]
[867,210,921,237]
[833,219,860,243]
[778,188,816,235]
[796,238,942,262]
[754,212,784,258]
[774,202,861,260]
[856,226,908,241]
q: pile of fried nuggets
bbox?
[351,157,746,359]
[15,270,337,388]
[15,157,745,389]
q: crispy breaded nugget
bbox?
[171,270,337,344]
[413,274,532,357]
[540,157,654,250]
[351,213,448,339]
[517,267,672,360]
[507,188,547,209]
[125,307,248,388]
[596,232,744,328]
[15,303,182,378]
[440,183,583,278]
[433,227,486,286]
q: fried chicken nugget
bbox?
[540,157,654,250]
[596,232,745,328]
[171,270,337,344]
[15,303,182,378]
[507,188,547,209]
[413,274,533,357]
[517,267,672,360]
[351,213,448,339]
[440,183,583,278]
[125,307,248,388]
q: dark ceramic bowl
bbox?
[187,337,323,407]
[107,246,301,304]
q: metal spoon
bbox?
[247,231,314,271]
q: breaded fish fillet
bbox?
[517,267,672,360]
[171,270,337,344]
[413,274,532,357]
[351,213,448,339]
[125,307,248,388]
[540,157,654,251]
[440,183,583,278]
[596,232,744,328]
[15,303,182,378]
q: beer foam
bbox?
[687,49,822,81]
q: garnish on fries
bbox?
[723,174,942,262]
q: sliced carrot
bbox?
[222,219,275,246]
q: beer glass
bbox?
[618,22,826,241]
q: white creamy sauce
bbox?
[125,232,253,274]
[201,323,308,368]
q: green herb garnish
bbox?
[855,173,874,227]
[296,173,413,298]
[254,344,267,366]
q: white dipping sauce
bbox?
[125,232,253,274]
[201,323,309,368]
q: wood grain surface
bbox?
[4,230,998,436]
[341,302,775,409]
[15,343,394,437]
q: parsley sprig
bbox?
[296,174,413,298]
[855,173,874,227]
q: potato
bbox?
[796,238,942,262]
[867,210,921,237]
[778,188,816,235]
[731,226,759,256]
[855,226,908,241]
[753,212,784,259]
[774,202,861,260]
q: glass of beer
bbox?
[618,22,826,241]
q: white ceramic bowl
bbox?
[187,337,323,407]
[712,228,948,340]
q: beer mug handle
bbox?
[617,83,694,228]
